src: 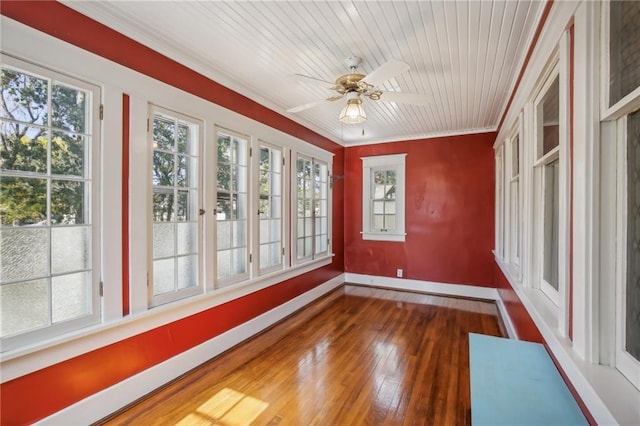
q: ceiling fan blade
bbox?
[286,100,322,113]
[362,59,410,87]
[379,91,430,105]
[291,73,335,89]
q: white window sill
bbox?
[0,254,334,381]
[361,231,406,242]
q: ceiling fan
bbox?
[287,56,430,124]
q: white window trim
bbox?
[0,55,102,352]
[495,145,505,258]
[507,117,523,277]
[361,153,407,242]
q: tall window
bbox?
[362,154,406,242]
[535,71,561,305]
[496,147,505,257]
[258,143,283,273]
[510,133,521,266]
[150,108,201,306]
[609,0,640,390]
[0,58,100,350]
[216,130,249,284]
[295,155,329,261]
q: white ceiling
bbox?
[62,1,544,146]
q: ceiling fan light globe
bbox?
[339,98,367,124]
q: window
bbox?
[534,70,561,306]
[0,57,100,350]
[150,107,201,306]
[295,154,329,261]
[496,146,505,257]
[509,132,521,266]
[257,142,284,274]
[216,129,249,285]
[362,154,406,242]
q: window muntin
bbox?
[0,59,100,348]
[150,108,201,305]
[258,143,283,273]
[362,154,406,242]
[216,130,249,283]
[609,1,640,107]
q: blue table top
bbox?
[469,333,588,426]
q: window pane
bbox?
[177,255,197,290]
[153,223,175,258]
[541,76,560,156]
[51,180,85,225]
[51,131,85,177]
[232,248,246,275]
[610,1,640,106]
[543,159,560,290]
[52,271,90,323]
[153,258,174,295]
[217,250,231,280]
[0,176,47,226]
[153,190,175,222]
[0,279,48,336]
[217,221,231,250]
[153,116,175,152]
[0,69,48,126]
[51,82,87,134]
[177,222,197,255]
[0,228,48,281]
[52,226,89,274]
[512,135,520,176]
[152,152,175,186]
[625,109,640,360]
[0,122,48,174]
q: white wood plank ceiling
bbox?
[62,1,544,146]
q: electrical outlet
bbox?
[397,268,403,278]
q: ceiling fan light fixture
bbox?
[339,96,367,124]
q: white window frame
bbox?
[0,55,102,352]
[147,105,203,307]
[361,153,406,242]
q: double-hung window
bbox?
[0,56,101,350]
[216,129,249,285]
[534,70,561,306]
[295,154,329,261]
[509,132,521,267]
[606,0,640,390]
[361,154,406,242]
[149,107,202,306]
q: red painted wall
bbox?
[344,133,496,286]
[0,2,344,425]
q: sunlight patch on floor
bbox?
[176,388,269,426]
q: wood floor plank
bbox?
[97,284,504,426]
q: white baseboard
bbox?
[344,273,499,301]
[496,297,518,339]
[37,273,345,426]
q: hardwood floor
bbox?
[99,285,505,425]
